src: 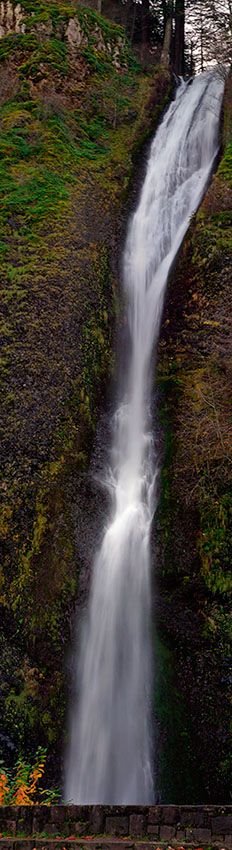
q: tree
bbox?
[186,0,212,71]
[174,0,185,74]
[186,0,232,70]
[206,0,232,67]
[159,0,186,75]
[141,0,152,50]
[160,0,173,66]
[161,15,173,66]
[101,0,187,74]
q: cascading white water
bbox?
[65,71,224,804]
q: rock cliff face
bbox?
[155,75,232,803]
[0,0,171,785]
[0,2,230,802]
[0,0,126,67]
[0,1,25,35]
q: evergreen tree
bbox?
[174,0,185,74]
[186,0,232,70]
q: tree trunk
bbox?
[200,3,204,71]
[173,0,185,75]
[141,0,150,49]
[130,0,137,44]
[190,39,194,75]
[161,15,172,67]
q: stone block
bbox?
[32,805,53,833]
[129,814,147,835]
[0,805,14,821]
[60,820,89,836]
[1,819,16,836]
[46,806,66,832]
[176,829,186,840]
[147,825,160,837]
[90,806,105,833]
[105,807,131,816]
[66,805,90,821]
[44,821,61,836]
[61,821,78,838]
[17,806,34,833]
[74,820,92,835]
[32,814,51,834]
[189,828,212,842]
[162,806,179,825]
[148,807,162,824]
[160,825,175,839]
[212,817,232,835]
[180,807,207,828]
[211,835,224,846]
[105,816,129,836]
[185,828,194,841]
[50,805,66,824]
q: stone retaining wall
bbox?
[0,807,232,847]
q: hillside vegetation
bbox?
[0,0,171,785]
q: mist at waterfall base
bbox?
[65,72,224,805]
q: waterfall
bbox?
[65,72,224,805]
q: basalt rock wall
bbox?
[155,74,232,803]
[0,805,232,847]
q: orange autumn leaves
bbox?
[0,771,9,804]
[0,747,46,805]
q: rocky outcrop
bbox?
[155,74,232,803]
[0,1,25,35]
[0,0,126,69]
[65,16,125,67]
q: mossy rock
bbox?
[155,75,232,802]
[0,2,171,781]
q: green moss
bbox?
[0,32,38,63]
[199,492,232,595]
[10,462,76,641]
[0,1,131,72]
[16,0,72,12]
[154,79,232,801]
[0,2,171,771]
[21,0,74,24]
[80,245,115,411]
[193,209,232,275]
[156,362,181,578]
[0,68,153,255]
[218,140,232,186]
[19,37,68,78]
[0,98,108,251]
[73,4,125,42]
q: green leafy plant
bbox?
[0,748,60,805]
